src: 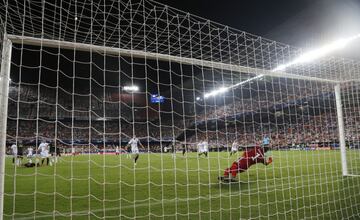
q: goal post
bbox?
[334,83,348,176]
[6,35,358,180]
[0,36,12,219]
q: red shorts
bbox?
[224,157,253,177]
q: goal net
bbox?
[0,0,360,219]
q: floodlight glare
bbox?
[231,74,264,88]
[203,74,265,99]
[273,34,360,72]
[204,87,228,99]
[123,85,139,92]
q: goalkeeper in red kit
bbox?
[218,144,273,183]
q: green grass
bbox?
[4,151,360,220]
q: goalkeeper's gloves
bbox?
[266,157,273,165]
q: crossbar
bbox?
[8,34,339,84]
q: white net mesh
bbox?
[0,0,360,219]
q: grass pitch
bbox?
[4,151,360,219]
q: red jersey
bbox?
[237,146,266,167]
[223,146,271,178]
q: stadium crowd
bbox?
[6,82,360,154]
[196,82,333,121]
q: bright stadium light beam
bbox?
[230,74,264,88]
[123,85,139,92]
[203,74,264,99]
[204,87,229,99]
[203,34,360,99]
[273,34,360,71]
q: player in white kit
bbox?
[27,146,34,163]
[11,144,18,164]
[38,142,50,166]
[127,136,144,165]
[198,140,209,158]
[71,147,76,156]
[115,146,120,155]
[230,140,239,156]
[11,144,22,166]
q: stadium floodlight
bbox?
[204,87,228,99]
[96,117,107,121]
[196,97,201,101]
[203,75,264,99]
[123,85,139,92]
[273,34,360,71]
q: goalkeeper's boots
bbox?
[218,176,236,183]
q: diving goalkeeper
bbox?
[218,144,272,182]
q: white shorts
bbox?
[231,148,238,152]
[27,153,33,158]
[199,149,207,153]
[12,152,18,157]
[41,151,49,158]
[131,149,139,154]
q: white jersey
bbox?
[128,138,140,153]
[202,141,209,152]
[27,147,33,157]
[38,142,49,158]
[198,141,208,153]
[197,142,203,152]
[115,146,119,153]
[231,142,238,152]
[11,144,17,155]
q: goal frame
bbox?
[0,34,357,219]
[0,37,12,219]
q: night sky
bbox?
[156,0,360,59]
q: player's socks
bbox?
[134,154,139,164]
[12,158,15,164]
[46,158,49,165]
